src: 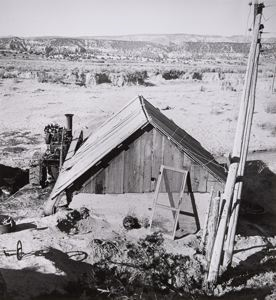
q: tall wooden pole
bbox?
[201,187,214,250]
[223,0,262,268]
[206,196,221,265]
[207,0,263,284]
[223,41,260,267]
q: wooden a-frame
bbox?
[149,165,199,240]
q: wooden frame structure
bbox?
[46,97,226,198]
[150,165,192,240]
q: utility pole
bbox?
[223,1,263,267]
[207,0,264,284]
[253,0,259,27]
[223,41,261,267]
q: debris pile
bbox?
[83,232,205,298]
[56,207,90,234]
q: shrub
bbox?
[3,71,18,79]
[221,80,236,92]
[162,70,185,80]
[218,72,225,80]
[257,122,276,136]
[37,71,63,84]
[200,85,206,92]
[0,69,4,78]
[265,71,274,78]
[6,66,15,71]
[192,72,203,80]
[95,73,111,84]
[272,126,276,136]
[211,107,224,115]
[123,215,141,230]
[126,70,148,85]
[265,102,276,114]
[86,233,204,298]
[3,146,26,153]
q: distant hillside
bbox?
[0,34,275,61]
[92,33,253,45]
[86,33,276,45]
[82,33,276,46]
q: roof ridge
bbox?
[138,95,151,123]
[141,99,226,182]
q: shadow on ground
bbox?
[0,164,29,200]
[237,159,276,237]
[213,159,276,299]
[218,247,276,299]
[1,246,275,300]
[15,222,37,232]
[0,247,101,300]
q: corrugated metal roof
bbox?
[50,96,226,200]
[50,97,147,199]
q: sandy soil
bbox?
[0,186,275,300]
[0,71,275,168]
[0,191,199,299]
[0,62,276,299]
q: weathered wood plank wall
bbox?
[80,129,224,194]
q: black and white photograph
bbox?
[0,0,276,299]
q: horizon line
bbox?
[0,32,275,40]
[0,32,250,39]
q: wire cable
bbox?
[245,4,253,37]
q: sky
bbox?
[0,0,276,37]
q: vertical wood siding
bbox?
[80,129,224,194]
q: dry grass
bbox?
[0,56,275,169]
[2,146,27,153]
[210,107,224,115]
[257,122,276,136]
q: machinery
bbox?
[29,114,74,187]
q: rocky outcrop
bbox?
[34,68,149,87]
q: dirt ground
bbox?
[0,184,275,300]
[0,60,276,299]
[0,66,275,169]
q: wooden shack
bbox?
[44,96,226,215]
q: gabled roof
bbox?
[50,96,226,200]
[141,98,227,182]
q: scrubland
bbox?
[0,52,276,300]
[0,56,275,169]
